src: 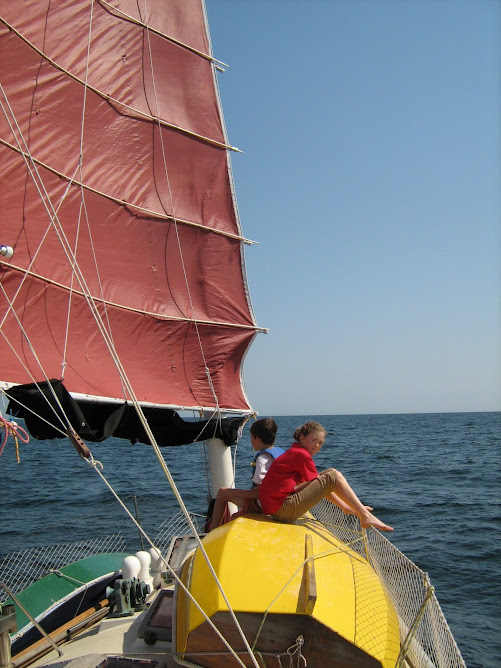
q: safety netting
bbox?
[311,499,467,668]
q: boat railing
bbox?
[0,533,126,602]
[0,507,204,604]
[311,499,467,668]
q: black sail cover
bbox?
[8,381,246,447]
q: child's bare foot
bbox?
[360,511,394,532]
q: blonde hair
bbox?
[293,421,326,442]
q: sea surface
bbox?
[1,411,500,668]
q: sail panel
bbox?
[0,156,255,326]
[0,1,219,141]
[0,33,238,235]
[0,0,257,414]
[0,270,255,410]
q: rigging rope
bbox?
[62,0,127,398]
[84,452,251,668]
[61,0,94,382]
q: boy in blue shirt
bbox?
[209,417,283,530]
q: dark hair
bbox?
[250,417,278,446]
[293,421,326,442]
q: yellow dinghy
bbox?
[175,514,400,667]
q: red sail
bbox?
[0,0,257,412]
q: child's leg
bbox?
[210,489,245,530]
[330,471,394,532]
[272,469,394,532]
[272,469,337,522]
[209,490,228,530]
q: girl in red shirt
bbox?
[259,421,393,531]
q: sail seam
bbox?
[97,0,229,68]
[0,139,255,245]
[0,18,241,153]
[0,262,266,333]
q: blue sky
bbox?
[206,0,500,416]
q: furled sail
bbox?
[0,0,259,430]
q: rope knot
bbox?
[286,635,307,667]
[86,453,103,470]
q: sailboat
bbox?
[0,2,466,667]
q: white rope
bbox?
[55,165,88,380]
[79,0,94,159]
[63,0,126,397]
[84,453,249,668]
[61,0,95,380]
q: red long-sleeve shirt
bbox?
[259,443,318,515]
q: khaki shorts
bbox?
[272,468,338,522]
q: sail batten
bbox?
[1,262,263,332]
[0,19,238,152]
[0,0,258,417]
[97,0,229,68]
[0,140,254,242]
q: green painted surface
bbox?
[8,553,129,634]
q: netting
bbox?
[152,510,204,554]
[311,499,467,668]
[0,533,126,602]
[0,508,204,605]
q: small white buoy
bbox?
[135,550,153,590]
[149,547,165,588]
[121,555,141,580]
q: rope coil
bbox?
[0,415,29,460]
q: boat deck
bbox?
[27,587,178,668]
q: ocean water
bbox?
[1,411,499,668]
